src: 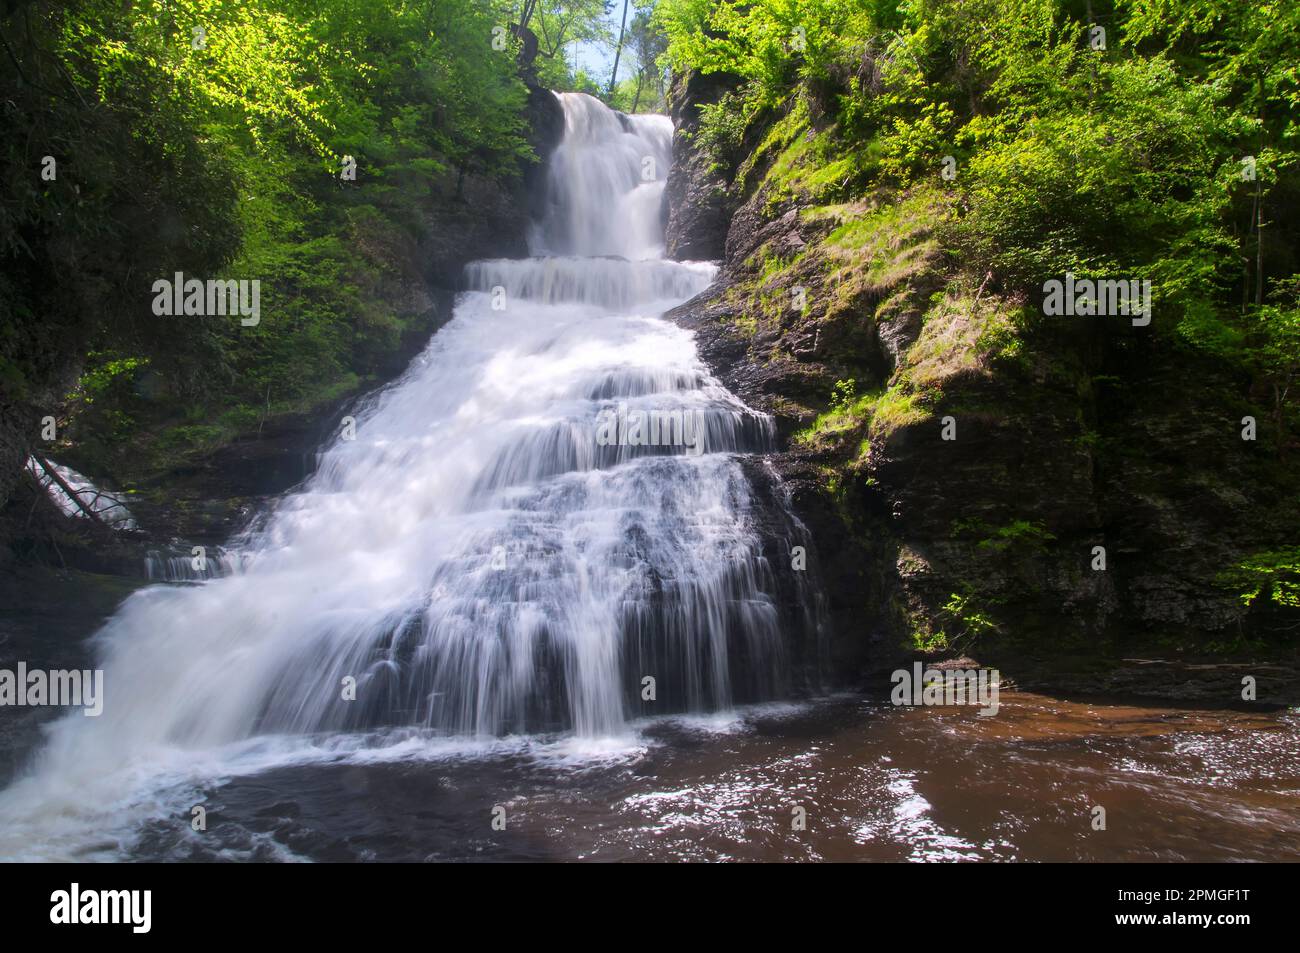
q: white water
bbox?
[0,93,818,859]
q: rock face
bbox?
[424,83,564,291]
[663,71,737,261]
[662,73,1300,703]
[523,84,566,219]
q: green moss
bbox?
[748,104,880,210]
[793,379,932,450]
[868,385,928,439]
[793,382,874,446]
[758,249,805,283]
[732,311,759,336]
[736,100,810,196]
[824,192,942,251]
[951,517,1056,554]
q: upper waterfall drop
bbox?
[530,92,673,259]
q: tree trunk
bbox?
[631,68,645,113]
[519,0,539,33]
[607,0,629,101]
[1256,77,1266,308]
[29,456,112,531]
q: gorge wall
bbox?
[663,72,1300,703]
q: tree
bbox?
[1,0,540,502]
[607,0,630,99]
[627,3,668,111]
[1124,0,1300,307]
[1253,276,1300,452]
[517,0,610,89]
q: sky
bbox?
[571,2,625,82]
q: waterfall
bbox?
[0,93,823,856]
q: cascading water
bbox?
[0,92,823,858]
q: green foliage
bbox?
[793,379,928,450]
[909,626,949,653]
[1251,276,1300,436]
[977,520,1057,553]
[952,518,1056,554]
[69,356,150,407]
[830,378,857,411]
[606,2,670,112]
[694,90,763,169]
[2,0,538,483]
[1122,0,1300,124]
[657,0,884,108]
[1219,547,1300,610]
[941,591,999,641]
[659,0,1300,433]
[526,0,616,92]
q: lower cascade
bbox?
[0,92,825,852]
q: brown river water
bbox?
[122,691,1299,862]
